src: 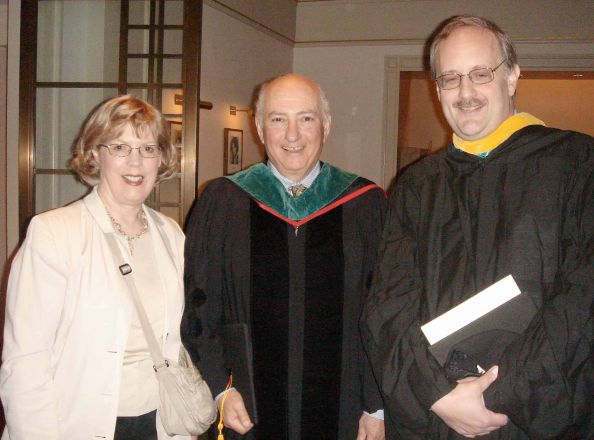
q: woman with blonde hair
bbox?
[0,95,191,439]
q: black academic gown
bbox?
[182,163,387,440]
[362,125,594,439]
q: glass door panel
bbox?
[163,0,183,25]
[162,59,181,84]
[35,88,117,170]
[35,174,89,214]
[129,0,153,25]
[37,1,120,83]
[128,29,151,54]
[127,58,149,83]
[163,29,183,53]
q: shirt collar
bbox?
[267,161,321,193]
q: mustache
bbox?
[454,98,485,109]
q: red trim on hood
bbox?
[255,183,384,228]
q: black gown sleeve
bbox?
[355,187,388,415]
[361,179,453,434]
[484,138,594,438]
[181,179,232,395]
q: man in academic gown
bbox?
[182,74,387,439]
[362,15,594,439]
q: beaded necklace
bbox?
[105,208,148,256]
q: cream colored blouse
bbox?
[117,230,166,417]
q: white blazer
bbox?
[0,187,191,440]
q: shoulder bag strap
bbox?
[104,232,169,370]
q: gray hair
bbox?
[429,15,518,78]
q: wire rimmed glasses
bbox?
[98,143,162,158]
[435,60,507,90]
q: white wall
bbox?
[198,3,293,190]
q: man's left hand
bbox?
[356,413,385,440]
[431,365,508,437]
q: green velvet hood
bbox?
[225,163,359,221]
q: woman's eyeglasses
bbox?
[98,143,162,158]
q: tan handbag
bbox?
[106,233,217,436]
[151,344,217,435]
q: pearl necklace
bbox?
[105,208,148,256]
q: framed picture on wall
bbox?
[224,128,243,175]
[169,120,183,146]
[169,120,183,172]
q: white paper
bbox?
[421,275,521,345]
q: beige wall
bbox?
[208,0,296,41]
[296,0,594,43]
[198,2,294,191]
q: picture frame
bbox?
[169,120,183,147]
[168,120,183,173]
[223,128,243,175]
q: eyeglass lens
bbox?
[102,144,161,158]
[437,68,494,89]
[436,60,506,90]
